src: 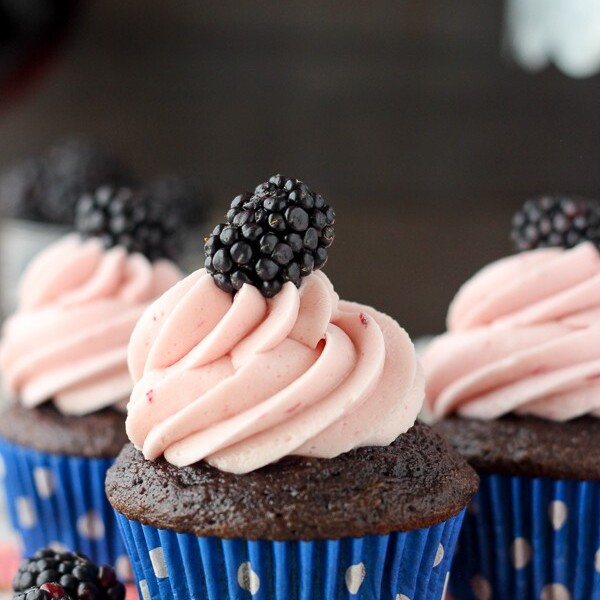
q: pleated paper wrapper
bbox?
[449,473,600,600]
[115,508,466,600]
[0,436,132,580]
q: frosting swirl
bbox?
[126,269,423,474]
[0,234,182,415]
[423,242,600,421]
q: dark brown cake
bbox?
[106,421,479,541]
[434,414,600,480]
[0,402,128,458]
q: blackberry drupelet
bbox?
[204,175,335,297]
[511,194,600,252]
[75,185,182,261]
[12,548,125,600]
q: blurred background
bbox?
[2,0,600,336]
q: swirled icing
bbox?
[126,269,424,474]
[423,242,600,421]
[0,234,182,415]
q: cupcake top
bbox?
[125,175,425,474]
[0,187,183,416]
[423,195,600,422]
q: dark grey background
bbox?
[1,1,600,335]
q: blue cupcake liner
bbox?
[114,508,466,600]
[0,435,131,578]
[449,473,600,600]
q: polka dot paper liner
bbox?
[113,509,465,600]
[449,473,600,600]
[0,435,132,581]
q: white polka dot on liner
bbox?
[149,547,169,579]
[139,580,151,600]
[116,555,133,580]
[433,543,444,567]
[548,501,568,531]
[471,574,492,600]
[396,594,410,600]
[48,541,68,553]
[345,563,366,595]
[510,537,532,570]
[595,548,600,573]
[0,454,5,479]
[540,583,570,600]
[16,497,36,529]
[33,467,55,499]
[237,562,260,595]
[76,510,105,540]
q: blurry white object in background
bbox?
[0,219,68,317]
[506,0,600,78]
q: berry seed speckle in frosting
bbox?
[423,195,600,422]
[126,176,424,474]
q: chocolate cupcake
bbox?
[106,175,478,600]
[422,195,600,600]
[0,187,183,572]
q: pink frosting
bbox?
[0,234,182,415]
[126,269,424,474]
[423,242,600,421]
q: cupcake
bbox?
[106,175,478,600]
[0,186,183,571]
[422,195,600,599]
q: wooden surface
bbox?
[0,1,599,334]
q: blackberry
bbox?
[511,194,600,252]
[204,175,335,297]
[146,176,211,225]
[0,138,133,224]
[0,158,46,221]
[75,185,182,261]
[41,138,133,224]
[12,548,125,600]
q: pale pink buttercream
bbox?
[0,234,182,415]
[423,242,600,421]
[126,269,424,474]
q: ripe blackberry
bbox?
[75,185,182,261]
[146,176,211,225]
[204,175,335,297]
[511,194,600,252]
[0,139,133,224]
[12,548,125,600]
[41,138,133,224]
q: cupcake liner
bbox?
[114,509,465,600]
[449,473,600,600]
[0,436,131,577]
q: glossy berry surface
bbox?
[75,185,182,261]
[204,175,335,297]
[12,548,125,600]
[511,194,600,252]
